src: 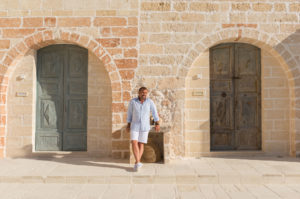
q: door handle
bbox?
[221,92,227,97]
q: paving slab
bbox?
[0,156,299,185]
[1,183,300,199]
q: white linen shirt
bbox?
[127,97,159,132]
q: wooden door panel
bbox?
[40,53,62,78]
[235,44,261,150]
[236,94,259,129]
[236,77,258,92]
[36,45,87,151]
[211,96,233,129]
[211,131,234,150]
[63,46,87,151]
[36,47,64,151]
[64,134,87,151]
[236,45,258,76]
[236,130,259,150]
[211,80,232,92]
[69,52,88,78]
[210,44,235,150]
[210,45,233,79]
[210,43,261,151]
[67,100,87,129]
[68,81,87,95]
[40,99,59,129]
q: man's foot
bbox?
[133,163,138,171]
[133,162,143,172]
[136,162,143,170]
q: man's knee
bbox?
[131,140,138,146]
[138,142,144,146]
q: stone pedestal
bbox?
[129,125,171,164]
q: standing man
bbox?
[127,87,160,171]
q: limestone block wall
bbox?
[0,0,300,159]
[87,52,112,156]
[0,0,138,158]
[262,50,290,155]
[6,50,36,157]
[138,1,300,158]
[184,51,210,156]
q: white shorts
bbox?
[130,131,149,143]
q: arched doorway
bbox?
[35,44,88,151]
[210,43,261,150]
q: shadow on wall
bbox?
[273,29,300,156]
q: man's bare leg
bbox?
[138,142,144,161]
[131,140,140,164]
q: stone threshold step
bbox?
[1,174,299,184]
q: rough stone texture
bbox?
[138,0,300,159]
[0,0,300,161]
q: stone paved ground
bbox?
[1,183,300,199]
[0,156,300,198]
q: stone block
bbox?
[119,70,135,80]
[58,17,91,27]
[23,17,43,27]
[0,18,21,27]
[232,3,250,11]
[121,38,136,47]
[190,3,219,12]
[111,27,138,37]
[173,2,186,11]
[115,59,137,69]
[252,3,273,12]
[94,17,126,26]
[0,40,10,49]
[141,2,170,11]
[96,38,120,47]
[3,29,35,38]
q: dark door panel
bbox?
[36,45,87,151]
[210,43,261,151]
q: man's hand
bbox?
[155,124,160,132]
[126,123,130,132]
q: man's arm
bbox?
[126,100,133,131]
[150,100,160,131]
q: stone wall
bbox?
[0,0,138,158]
[0,0,300,159]
[138,1,300,158]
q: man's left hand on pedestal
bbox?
[155,124,160,132]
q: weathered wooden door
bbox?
[210,43,261,150]
[36,45,87,151]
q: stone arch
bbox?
[182,28,297,156]
[1,29,122,94]
[0,29,125,157]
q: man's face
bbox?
[138,89,148,100]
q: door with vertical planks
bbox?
[210,43,261,150]
[36,45,87,151]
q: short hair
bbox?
[138,87,148,92]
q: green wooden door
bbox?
[210,43,261,150]
[36,45,87,151]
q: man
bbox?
[126,87,160,171]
